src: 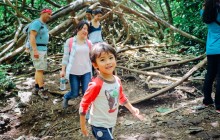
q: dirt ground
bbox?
[1,50,220,140]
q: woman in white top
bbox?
[60,20,92,108]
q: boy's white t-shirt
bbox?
[79,76,128,128]
[89,79,120,128]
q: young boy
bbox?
[79,42,143,139]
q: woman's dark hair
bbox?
[202,0,220,24]
[92,9,103,15]
[90,42,117,63]
[86,8,93,14]
[73,20,89,36]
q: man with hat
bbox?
[29,8,52,99]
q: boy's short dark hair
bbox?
[90,42,117,63]
[86,8,93,14]
[92,9,103,15]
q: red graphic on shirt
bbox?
[105,89,118,113]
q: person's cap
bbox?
[86,8,93,14]
[41,9,52,14]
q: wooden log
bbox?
[141,54,205,71]
[130,57,207,104]
[49,0,97,23]
[117,65,179,81]
[116,43,176,53]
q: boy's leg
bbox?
[91,126,113,140]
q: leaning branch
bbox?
[49,0,97,23]
[44,0,62,8]
[0,46,25,63]
[117,66,179,81]
[141,54,205,71]
[131,0,205,44]
[116,43,179,53]
[101,0,127,20]
[130,58,207,104]
[0,18,23,58]
[4,0,31,22]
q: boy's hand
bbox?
[131,107,144,121]
[81,124,89,136]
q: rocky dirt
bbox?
[1,50,220,140]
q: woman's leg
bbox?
[63,74,80,108]
[81,72,91,94]
[215,55,220,110]
[64,74,80,99]
[203,55,217,105]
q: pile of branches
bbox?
[0,0,207,103]
[0,0,205,64]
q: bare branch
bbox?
[49,0,98,23]
[131,58,207,104]
[4,0,31,22]
[141,54,205,71]
[0,18,23,58]
[116,43,175,53]
[131,0,205,44]
[117,66,179,81]
[45,0,62,8]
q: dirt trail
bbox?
[1,69,220,140]
[1,48,220,140]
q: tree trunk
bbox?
[49,0,97,23]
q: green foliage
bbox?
[0,0,208,58]
[171,0,207,45]
[0,65,15,95]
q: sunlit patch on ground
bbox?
[18,91,32,103]
[46,80,56,84]
[16,78,35,90]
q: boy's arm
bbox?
[124,102,139,114]
[79,79,102,136]
[79,81,101,115]
[124,101,144,121]
[116,76,144,120]
[80,115,88,136]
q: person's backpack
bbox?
[68,37,92,53]
[22,19,44,51]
